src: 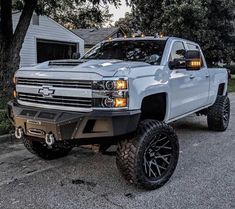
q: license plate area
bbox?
[26,121,47,138]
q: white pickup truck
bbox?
[8,36,230,190]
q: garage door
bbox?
[37,39,78,63]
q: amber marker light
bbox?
[114,98,127,108]
[190,60,201,67]
[188,60,201,68]
[13,75,16,84]
[159,32,164,38]
[116,80,128,90]
[13,90,17,98]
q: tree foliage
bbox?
[131,0,164,35]
[51,4,113,29]
[115,12,136,34]
[12,0,114,29]
[127,0,235,65]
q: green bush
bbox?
[228,75,235,92]
[225,65,235,74]
[0,111,13,135]
[0,97,8,109]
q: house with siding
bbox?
[13,13,84,67]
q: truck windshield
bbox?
[82,40,166,65]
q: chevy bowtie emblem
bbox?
[38,86,55,97]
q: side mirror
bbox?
[72,52,81,59]
[169,58,186,70]
[185,50,201,71]
[169,50,201,71]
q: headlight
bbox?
[92,79,128,90]
[92,78,128,109]
[116,80,127,90]
[105,81,116,90]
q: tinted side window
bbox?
[169,42,186,61]
[187,43,199,50]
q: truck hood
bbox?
[18,59,150,78]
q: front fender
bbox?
[128,66,171,121]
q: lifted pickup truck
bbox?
[8,36,230,190]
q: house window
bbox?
[32,14,39,25]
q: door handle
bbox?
[205,74,209,78]
[189,75,195,79]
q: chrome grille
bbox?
[18,93,92,108]
[17,78,92,89]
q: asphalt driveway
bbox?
[0,94,234,209]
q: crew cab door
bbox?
[168,41,210,119]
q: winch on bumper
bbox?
[7,100,140,144]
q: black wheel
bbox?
[116,120,179,190]
[207,96,230,131]
[23,136,72,160]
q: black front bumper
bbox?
[8,100,140,142]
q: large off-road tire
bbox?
[207,96,230,131]
[23,136,72,160]
[116,120,179,190]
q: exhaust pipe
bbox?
[15,127,23,139]
[45,133,55,146]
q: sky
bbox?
[108,0,131,23]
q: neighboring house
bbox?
[72,27,125,52]
[13,13,84,67]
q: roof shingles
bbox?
[72,27,123,46]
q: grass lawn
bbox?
[228,75,235,92]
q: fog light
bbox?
[114,98,127,108]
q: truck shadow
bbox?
[171,115,209,132]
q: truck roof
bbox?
[102,36,198,46]
[106,36,169,41]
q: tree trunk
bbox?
[0,0,37,102]
[0,46,20,100]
